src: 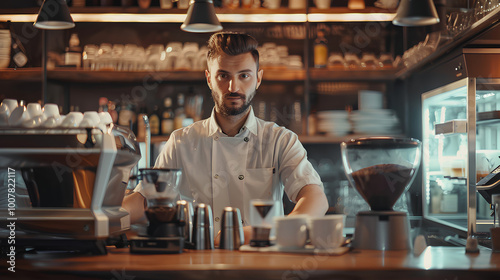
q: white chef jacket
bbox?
[135,106,323,233]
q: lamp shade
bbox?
[392,0,440,26]
[34,0,75,30]
[181,0,223,33]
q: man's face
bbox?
[206,52,263,117]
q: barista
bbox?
[123,32,328,245]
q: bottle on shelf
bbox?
[118,101,137,133]
[137,105,147,140]
[174,93,186,130]
[161,97,175,135]
[149,105,161,136]
[8,21,28,68]
[314,29,328,68]
[64,33,82,68]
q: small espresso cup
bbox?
[274,215,308,249]
[309,214,344,250]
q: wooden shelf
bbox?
[310,67,397,81]
[0,7,393,15]
[0,68,396,83]
[0,7,395,23]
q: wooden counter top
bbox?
[2,246,500,280]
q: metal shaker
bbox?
[219,207,244,250]
[192,203,214,250]
[176,200,193,243]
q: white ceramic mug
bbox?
[43,103,60,119]
[1,98,18,113]
[274,215,308,248]
[309,215,344,250]
[27,103,42,118]
[8,105,30,127]
[61,112,84,128]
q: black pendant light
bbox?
[392,0,440,26]
[181,0,223,33]
[34,0,75,30]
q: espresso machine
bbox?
[0,125,141,254]
[341,137,422,250]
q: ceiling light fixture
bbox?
[181,0,223,33]
[392,0,440,26]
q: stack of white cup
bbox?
[0,99,113,130]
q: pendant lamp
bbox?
[392,0,440,26]
[34,0,75,105]
[34,0,75,30]
[181,0,223,33]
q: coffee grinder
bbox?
[130,168,185,254]
[341,137,421,250]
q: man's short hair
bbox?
[207,32,260,70]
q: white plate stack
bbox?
[316,110,351,136]
[351,109,401,135]
[0,30,11,69]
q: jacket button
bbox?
[215,217,220,222]
[244,137,249,142]
[238,175,244,180]
[214,174,219,179]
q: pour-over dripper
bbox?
[140,168,182,207]
[139,168,182,237]
[249,199,278,247]
[341,137,421,211]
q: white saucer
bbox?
[239,244,349,256]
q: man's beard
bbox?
[214,90,256,117]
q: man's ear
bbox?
[205,69,212,90]
[256,68,264,90]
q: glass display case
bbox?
[422,77,500,237]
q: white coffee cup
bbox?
[43,103,60,119]
[27,103,43,118]
[309,215,345,250]
[8,105,30,127]
[274,215,308,249]
[1,98,18,113]
[42,116,62,128]
[61,112,84,128]
[80,111,100,127]
[22,115,45,128]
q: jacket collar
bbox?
[208,106,258,137]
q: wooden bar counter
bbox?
[3,246,500,280]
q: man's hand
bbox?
[122,192,147,224]
[288,184,329,217]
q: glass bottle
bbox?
[161,97,175,135]
[174,93,186,130]
[65,33,82,67]
[149,105,161,136]
[314,29,328,68]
